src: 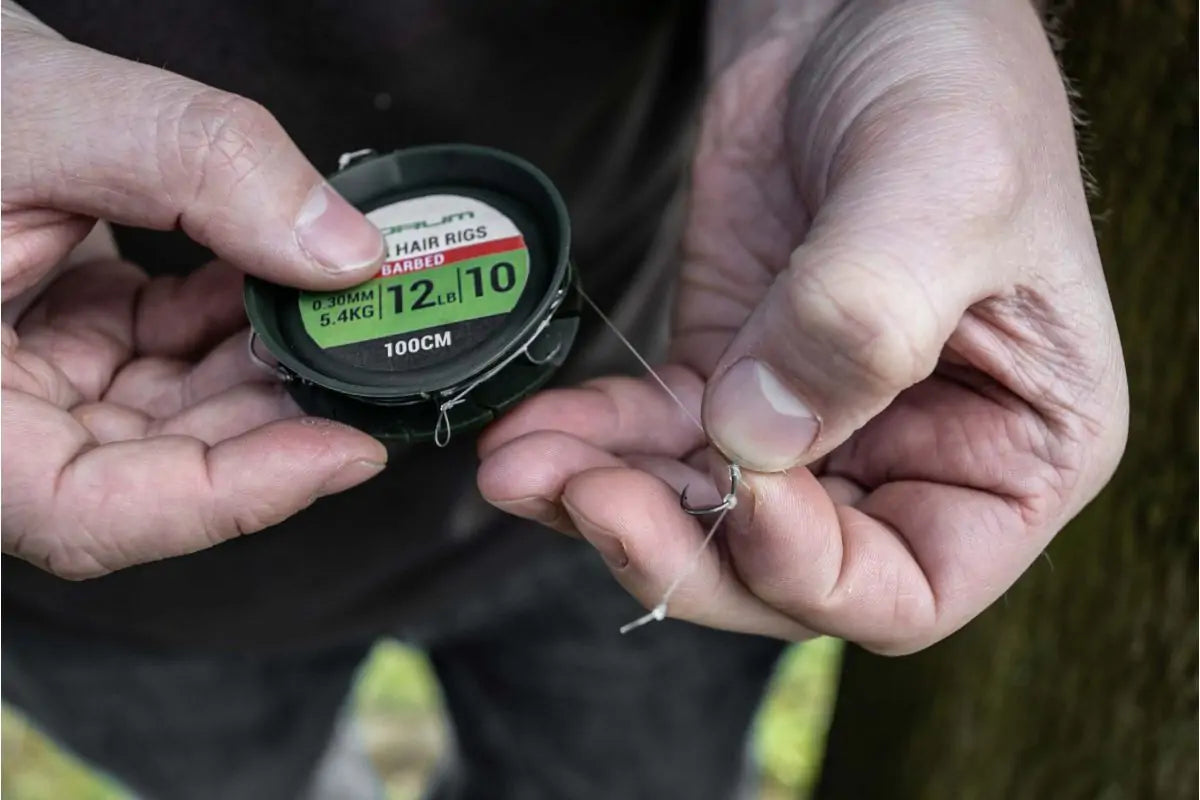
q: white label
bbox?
[368,194,522,277]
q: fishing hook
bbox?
[680,463,741,516]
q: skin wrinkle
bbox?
[11,349,81,409]
[161,83,209,215]
[52,458,114,579]
[956,291,1106,452]
[827,377,1063,525]
[790,5,1026,214]
[26,327,121,401]
[38,271,137,400]
[678,192,783,309]
[870,532,931,642]
[786,255,941,395]
[673,270,758,321]
[940,412,1058,524]
[693,197,794,284]
[200,439,241,546]
[177,92,276,244]
[683,176,794,286]
[786,7,906,206]
[836,494,940,649]
[686,39,810,258]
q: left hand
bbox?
[1,4,390,578]
[3,257,389,578]
[476,0,1128,653]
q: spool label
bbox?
[298,194,529,370]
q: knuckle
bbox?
[786,257,941,392]
[169,89,283,204]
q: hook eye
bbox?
[680,463,741,516]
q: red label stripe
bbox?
[377,235,525,278]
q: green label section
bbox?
[299,248,529,349]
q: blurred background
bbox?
[3,1,1195,798]
[1,640,842,800]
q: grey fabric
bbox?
[4,540,785,800]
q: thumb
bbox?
[702,145,1016,471]
[1,13,383,289]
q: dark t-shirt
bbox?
[4,0,706,651]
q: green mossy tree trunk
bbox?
[813,3,1197,798]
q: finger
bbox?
[1,326,82,409]
[2,23,383,288]
[477,429,720,536]
[149,382,300,444]
[70,402,151,443]
[0,209,97,311]
[15,259,146,399]
[477,430,626,534]
[2,388,387,579]
[559,466,814,641]
[134,261,248,357]
[73,383,298,445]
[17,260,251,400]
[156,328,268,410]
[104,329,267,418]
[718,461,1036,654]
[624,454,720,508]
[478,366,707,459]
[702,103,1021,471]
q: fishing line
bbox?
[619,505,731,634]
[576,288,704,435]
[575,283,740,634]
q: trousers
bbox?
[3,538,785,800]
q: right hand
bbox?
[1,3,390,579]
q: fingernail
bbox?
[295,183,385,274]
[319,459,387,496]
[587,530,629,569]
[707,358,818,472]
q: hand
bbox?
[2,4,388,578]
[476,0,1128,653]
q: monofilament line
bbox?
[618,505,731,634]
[576,287,704,434]
[576,283,734,634]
